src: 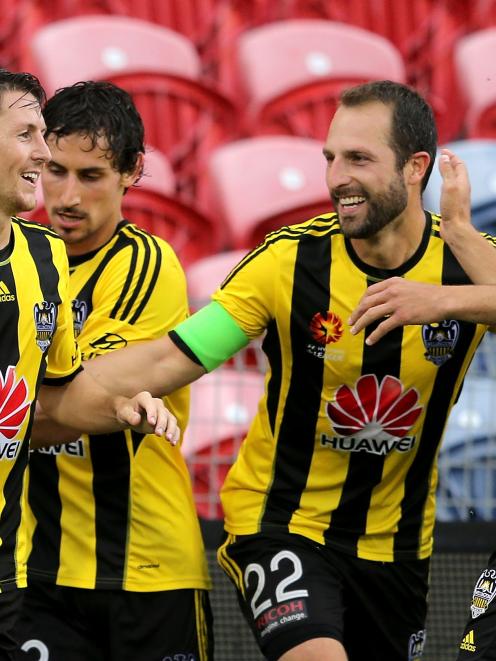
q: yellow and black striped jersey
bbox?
[23,221,210,591]
[213,212,493,562]
[0,217,81,590]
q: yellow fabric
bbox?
[212,212,490,562]
[23,222,210,591]
[1,218,81,589]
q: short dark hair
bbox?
[43,81,145,179]
[339,80,437,191]
[0,69,46,109]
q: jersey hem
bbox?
[26,569,211,591]
[224,523,433,562]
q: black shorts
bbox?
[456,551,496,660]
[218,531,429,661]
[0,589,23,661]
[14,581,213,661]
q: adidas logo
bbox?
[460,630,476,652]
[0,281,15,302]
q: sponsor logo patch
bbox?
[0,281,15,302]
[89,333,127,352]
[0,366,31,459]
[460,629,476,652]
[422,320,459,366]
[33,439,85,458]
[324,374,422,455]
[256,598,309,639]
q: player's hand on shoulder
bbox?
[116,391,180,445]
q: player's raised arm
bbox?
[439,148,496,284]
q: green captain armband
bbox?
[173,301,250,372]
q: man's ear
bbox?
[405,151,431,186]
[122,151,144,189]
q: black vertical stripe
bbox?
[261,233,331,529]
[75,234,137,319]
[393,246,477,557]
[26,452,62,578]
[128,229,161,325]
[90,431,130,588]
[21,228,63,579]
[110,240,138,320]
[262,319,282,435]
[324,278,404,552]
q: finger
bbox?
[363,317,399,345]
[118,404,142,427]
[350,302,392,334]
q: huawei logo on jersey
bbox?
[323,375,423,455]
[0,366,31,446]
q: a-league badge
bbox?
[471,568,496,618]
[421,320,459,366]
[34,301,57,351]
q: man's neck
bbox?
[350,205,427,271]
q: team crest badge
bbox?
[72,299,88,337]
[421,320,459,366]
[408,629,426,660]
[471,568,496,618]
[34,301,57,352]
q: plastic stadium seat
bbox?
[422,139,496,232]
[236,19,406,139]
[271,1,468,143]
[25,149,222,268]
[186,249,267,372]
[205,135,331,249]
[186,249,248,311]
[182,368,265,519]
[28,15,238,207]
[454,28,496,138]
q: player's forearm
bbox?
[438,285,496,324]
[84,335,206,398]
[38,372,130,434]
[30,406,81,449]
[443,224,496,285]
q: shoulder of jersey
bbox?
[13,216,61,240]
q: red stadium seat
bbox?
[233,2,466,143]
[186,250,267,372]
[25,148,222,268]
[236,19,406,139]
[28,15,238,207]
[182,368,265,519]
[186,249,248,311]
[454,27,496,138]
[205,135,331,249]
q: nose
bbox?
[326,157,352,191]
[32,134,51,165]
[56,173,82,208]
